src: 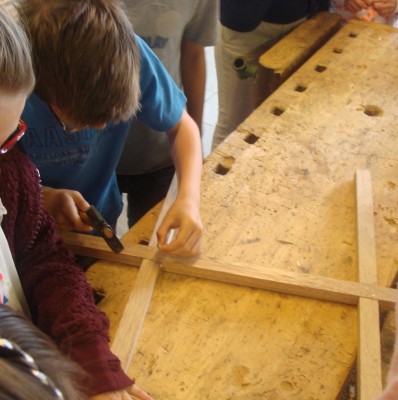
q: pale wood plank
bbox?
[356,170,378,285]
[355,170,382,399]
[109,176,178,369]
[358,297,382,399]
[62,231,397,310]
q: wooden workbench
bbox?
[85,18,398,399]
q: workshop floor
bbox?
[117,47,217,236]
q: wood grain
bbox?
[63,231,397,310]
[129,21,398,399]
[110,176,177,369]
[355,170,382,399]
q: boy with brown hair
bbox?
[18,0,203,257]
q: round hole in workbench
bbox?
[215,156,235,175]
[294,84,307,92]
[349,32,358,38]
[244,133,259,144]
[364,105,383,117]
[333,48,343,54]
[215,164,230,175]
[272,107,284,116]
[315,65,327,73]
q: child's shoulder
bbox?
[0,146,40,197]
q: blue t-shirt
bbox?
[21,35,186,227]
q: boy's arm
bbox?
[180,40,206,133]
[157,109,203,257]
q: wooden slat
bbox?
[355,170,382,399]
[109,176,178,369]
[358,297,382,399]
[356,170,378,285]
[62,232,397,311]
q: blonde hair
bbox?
[0,304,86,399]
[17,0,141,126]
[0,5,35,94]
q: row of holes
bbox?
[272,63,330,117]
[215,132,258,175]
[274,34,355,112]
[214,31,369,176]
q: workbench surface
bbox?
[87,19,398,399]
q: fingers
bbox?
[58,193,93,232]
[344,0,396,16]
[128,384,154,400]
[42,186,93,232]
[71,191,91,214]
[158,226,202,257]
[157,216,202,257]
[372,0,396,17]
[345,0,371,12]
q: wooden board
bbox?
[110,177,178,368]
[85,207,159,339]
[65,232,397,310]
[85,20,398,399]
[355,170,382,399]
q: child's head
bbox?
[0,6,34,153]
[0,5,34,94]
[0,304,86,399]
[17,0,141,128]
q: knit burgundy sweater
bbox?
[0,146,132,396]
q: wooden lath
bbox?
[110,175,178,368]
[355,170,383,399]
[63,231,396,311]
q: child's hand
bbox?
[89,383,154,400]
[345,0,373,12]
[156,197,202,257]
[372,0,398,18]
[42,186,93,232]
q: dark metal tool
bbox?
[83,205,124,253]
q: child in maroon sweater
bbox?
[0,6,152,400]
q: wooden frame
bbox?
[63,232,396,312]
[63,170,395,399]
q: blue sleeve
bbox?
[135,35,187,131]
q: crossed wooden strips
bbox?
[63,170,397,400]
